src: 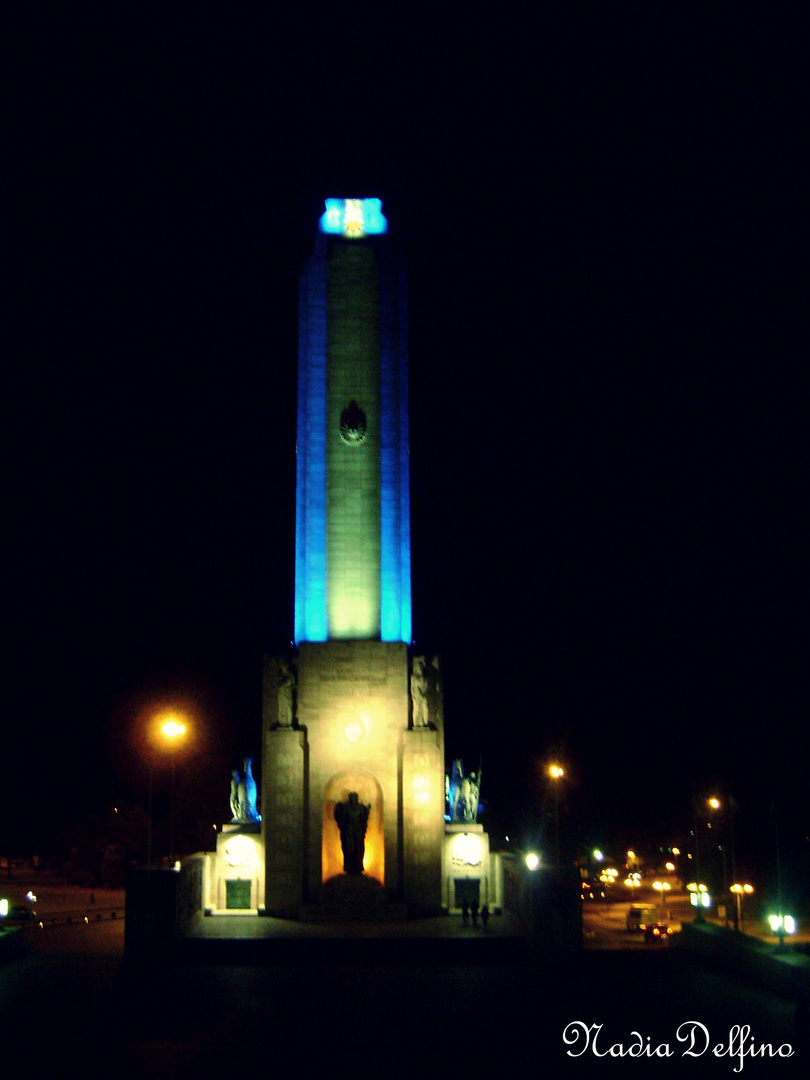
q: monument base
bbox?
[300,873,407,921]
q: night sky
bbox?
[5,7,806,878]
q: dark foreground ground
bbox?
[1,916,805,1079]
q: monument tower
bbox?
[261,199,445,916]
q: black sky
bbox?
[4,6,807,869]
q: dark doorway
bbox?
[454,878,480,907]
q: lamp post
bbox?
[653,880,671,923]
[730,883,753,929]
[693,800,704,923]
[693,795,722,923]
[160,716,187,866]
[548,764,564,870]
[147,713,188,869]
[707,797,729,926]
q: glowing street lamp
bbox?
[653,880,671,922]
[159,715,187,866]
[730,883,753,928]
[147,712,188,869]
[693,795,722,922]
[548,764,565,869]
[769,914,796,938]
[687,882,711,911]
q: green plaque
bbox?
[226,879,252,909]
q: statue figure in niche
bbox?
[411,656,429,727]
[277,661,295,726]
[334,792,370,875]
[229,758,261,823]
[448,759,480,824]
[460,771,480,823]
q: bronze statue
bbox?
[334,792,370,874]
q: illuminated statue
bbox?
[229,770,241,821]
[334,792,370,874]
[448,760,480,824]
[411,656,429,727]
[277,662,295,726]
[243,757,259,821]
[229,758,261,823]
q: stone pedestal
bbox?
[442,824,497,912]
[211,822,264,913]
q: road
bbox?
[584,892,810,952]
[583,895,686,949]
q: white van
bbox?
[626,904,657,931]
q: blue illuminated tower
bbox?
[295,198,411,644]
[257,199,446,919]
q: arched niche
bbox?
[322,770,384,885]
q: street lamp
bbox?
[707,797,729,926]
[160,716,187,866]
[692,800,704,922]
[146,712,188,869]
[693,794,722,923]
[653,880,671,923]
[548,764,564,869]
[730,883,753,929]
[687,882,711,913]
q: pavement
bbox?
[189,907,524,938]
[3,878,805,1077]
